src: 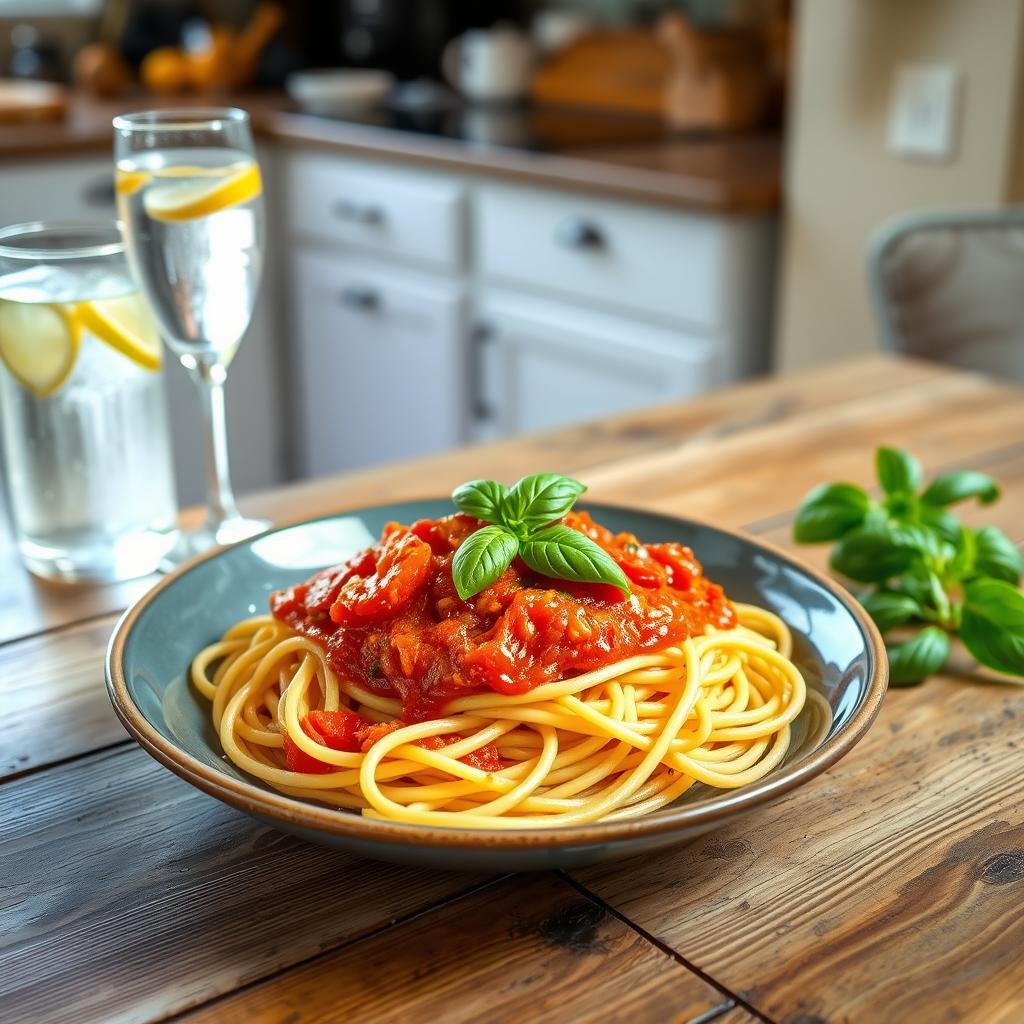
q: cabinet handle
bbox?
[339,285,381,312]
[554,218,605,251]
[82,178,116,208]
[471,323,495,422]
[332,199,385,225]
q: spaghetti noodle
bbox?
[192,507,807,829]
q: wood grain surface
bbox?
[3,356,1022,1024]
[179,875,736,1024]
[0,746,481,1024]
[0,613,123,779]
[576,679,1024,1024]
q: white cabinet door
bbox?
[290,250,467,477]
[473,290,717,441]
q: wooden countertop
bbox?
[3,355,1022,1023]
[0,90,782,213]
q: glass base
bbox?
[158,515,271,572]
[20,526,180,584]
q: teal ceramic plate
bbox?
[106,500,887,871]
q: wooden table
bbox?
[3,355,1022,1024]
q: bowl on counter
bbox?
[286,69,396,115]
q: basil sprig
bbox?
[794,446,1023,685]
[450,473,630,601]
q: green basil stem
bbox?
[927,572,959,630]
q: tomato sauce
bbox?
[270,511,736,723]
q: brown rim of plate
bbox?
[105,497,889,850]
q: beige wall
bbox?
[776,0,1024,370]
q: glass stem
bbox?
[192,357,239,530]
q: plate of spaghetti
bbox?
[106,475,887,870]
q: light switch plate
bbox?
[887,63,960,161]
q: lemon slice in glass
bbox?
[143,161,262,222]
[115,168,151,196]
[0,299,82,396]
[77,294,162,371]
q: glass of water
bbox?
[113,107,269,566]
[0,221,178,581]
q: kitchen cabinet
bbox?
[289,249,467,478]
[287,153,466,271]
[472,289,716,441]
[0,153,286,506]
[282,148,777,471]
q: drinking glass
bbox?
[113,107,269,566]
[0,221,178,581]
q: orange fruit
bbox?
[141,47,191,95]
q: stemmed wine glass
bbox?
[113,107,269,566]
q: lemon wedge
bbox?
[0,299,82,397]
[153,164,236,178]
[115,168,151,196]
[143,161,262,222]
[76,294,162,371]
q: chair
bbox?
[868,208,1024,380]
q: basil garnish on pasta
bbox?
[451,472,630,600]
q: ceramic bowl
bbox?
[285,69,395,115]
[106,500,887,871]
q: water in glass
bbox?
[0,227,178,581]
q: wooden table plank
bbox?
[706,1011,761,1024]
[0,746,483,1024]
[0,356,950,647]
[574,677,1024,1023]
[178,875,737,1024]
[0,613,123,780]
[585,371,1024,525]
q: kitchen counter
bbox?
[0,90,781,213]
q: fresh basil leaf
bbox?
[829,524,920,583]
[887,626,951,686]
[861,591,923,633]
[972,526,1023,584]
[898,571,934,606]
[919,504,962,545]
[883,490,919,523]
[961,578,1024,676]
[921,470,1000,508]
[892,523,943,559]
[451,525,519,600]
[502,473,587,534]
[519,524,630,594]
[451,479,509,524]
[792,483,871,543]
[948,525,978,580]
[876,447,922,496]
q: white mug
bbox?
[442,24,534,105]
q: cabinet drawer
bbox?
[472,289,717,441]
[287,153,465,269]
[476,183,741,329]
[0,158,117,224]
[290,252,467,477]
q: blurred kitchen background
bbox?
[1,0,1022,506]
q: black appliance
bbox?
[291,0,524,80]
